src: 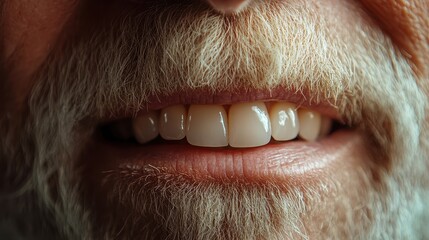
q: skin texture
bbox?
[360,0,429,77]
[0,0,428,239]
[1,0,78,108]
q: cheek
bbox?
[359,0,429,77]
[1,0,79,108]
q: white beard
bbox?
[0,0,428,239]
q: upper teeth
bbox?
[124,101,332,148]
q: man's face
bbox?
[1,0,428,239]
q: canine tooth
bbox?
[269,102,299,141]
[298,108,321,141]
[186,105,228,147]
[319,116,332,138]
[132,111,159,144]
[229,102,271,148]
[159,105,187,140]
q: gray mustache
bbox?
[37,2,355,120]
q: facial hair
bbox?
[0,0,428,239]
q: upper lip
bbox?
[102,86,344,124]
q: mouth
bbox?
[86,87,365,181]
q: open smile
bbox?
[87,87,366,181]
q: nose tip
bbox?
[207,0,251,14]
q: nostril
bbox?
[207,0,251,14]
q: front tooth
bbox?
[298,108,321,141]
[132,111,159,144]
[229,102,271,148]
[159,105,187,140]
[269,102,299,141]
[186,105,228,147]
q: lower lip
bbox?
[86,129,365,182]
